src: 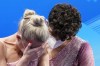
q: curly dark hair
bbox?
[48,3,82,41]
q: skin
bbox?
[0,32,48,66]
[38,36,72,66]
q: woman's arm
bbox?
[16,56,30,66]
[16,43,44,66]
[0,42,7,66]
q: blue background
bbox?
[0,0,100,66]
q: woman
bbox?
[0,9,50,66]
[40,3,94,66]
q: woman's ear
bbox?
[16,34,21,41]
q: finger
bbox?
[39,43,49,53]
[43,44,52,54]
[42,43,48,49]
[29,46,44,54]
[36,46,44,51]
[24,43,32,52]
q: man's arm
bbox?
[78,43,94,66]
[38,53,49,66]
[38,44,51,66]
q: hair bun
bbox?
[23,9,36,19]
[29,15,46,27]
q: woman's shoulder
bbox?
[0,39,6,57]
[0,37,6,43]
[0,38,7,52]
[0,39,5,51]
[0,38,4,45]
[0,38,6,46]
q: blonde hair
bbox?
[18,9,49,42]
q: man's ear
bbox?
[16,34,21,40]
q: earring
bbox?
[66,35,70,40]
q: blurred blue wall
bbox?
[0,0,100,66]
